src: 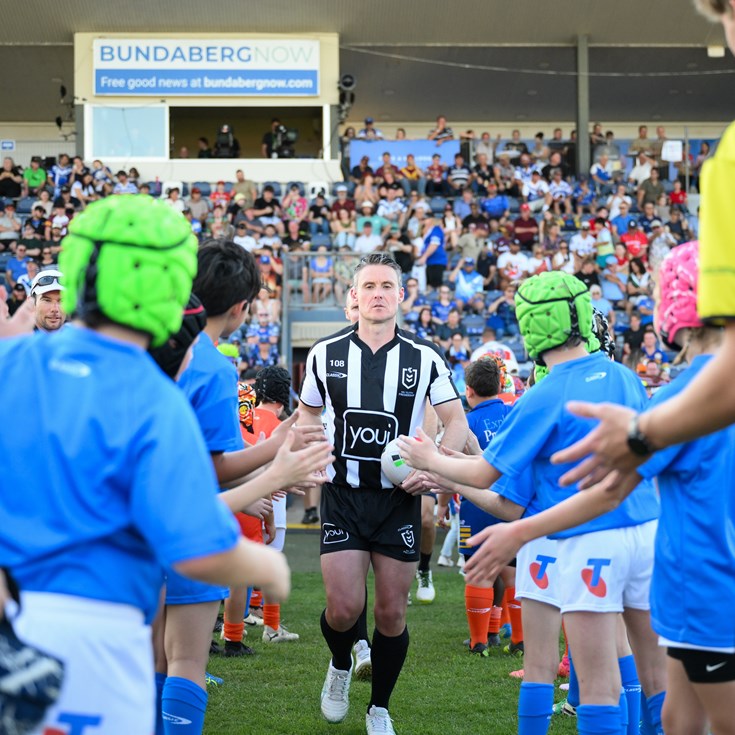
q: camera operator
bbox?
[213,124,241,158]
[262,118,297,159]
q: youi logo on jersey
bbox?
[342,409,398,461]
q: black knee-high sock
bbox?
[320,609,358,671]
[370,626,409,710]
[356,586,370,644]
[418,552,431,572]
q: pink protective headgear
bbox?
[657,240,704,349]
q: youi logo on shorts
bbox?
[581,557,611,597]
[529,554,556,590]
[322,523,350,545]
[342,409,398,461]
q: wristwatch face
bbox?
[627,435,650,457]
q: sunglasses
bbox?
[34,275,61,288]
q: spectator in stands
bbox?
[186,187,210,225]
[647,220,677,273]
[90,159,113,193]
[331,207,357,250]
[282,218,310,250]
[541,150,571,181]
[431,285,458,325]
[594,215,615,267]
[553,240,575,273]
[400,154,426,196]
[377,184,407,234]
[474,131,500,164]
[690,140,711,191]
[665,205,689,244]
[435,308,467,350]
[357,117,383,140]
[493,153,516,195]
[395,128,407,140]
[460,203,489,240]
[639,328,669,365]
[526,243,552,276]
[440,203,460,250]
[354,173,380,208]
[21,156,46,197]
[113,170,138,195]
[246,308,281,347]
[522,169,549,213]
[0,202,22,250]
[548,168,573,215]
[183,207,202,240]
[69,156,89,185]
[637,200,656,234]
[589,153,614,194]
[626,257,651,313]
[472,152,494,195]
[69,171,96,207]
[54,185,81,212]
[259,223,284,255]
[282,184,308,223]
[226,192,247,225]
[196,136,212,158]
[400,277,431,328]
[568,220,596,271]
[415,307,436,340]
[425,153,448,196]
[164,187,185,213]
[487,284,520,338]
[574,256,599,290]
[478,182,509,223]
[306,193,331,237]
[212,123,240,157]
[417,214,449,288]
[350,156,374,190]
[627,124,651,156]
[233,221,258,253]
[6,281,27,316]
[248,336,280,368]
[445,332,472,368]
[27,206,47,239]
[38,244,57,269]
[530,132,550,166]
[448,257,484,310]
[253,185,285,235]
[48,154,72,197]
[512,203,538,250]
[231,170,257,209]
[496,239,528,284]
[330,185,355,223]
[513,152,535,192]
[628,152,652,190]
[357,201,390,237]
[611,200,637,240]
[5,243,30,288]
[540,221,563,258]
[620,220,648,260]
[572,177,596,215]
[207,203,228,239]
[375,152,402,184]
[621,312,645,367]
[354,221,383,254]
[600,253,628,307]
[503,129,528,156]
[234,206,265,239]
[428,115,454,145]
[447,154,471,193]
[637,167,665,208]
[606,183,632,220]
[208,180,230,210]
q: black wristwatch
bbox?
[626,414,655,457]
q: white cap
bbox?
[31,269,64,297]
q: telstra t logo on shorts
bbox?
[529,554,556,590]
[342,409,398,461]
[581,558,611,597]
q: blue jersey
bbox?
[493,468,543,518]
[467,398,512,450]
[638,355,735,649]
[178,333,244,454]
[483,351,659,538]
[422,226,448,266]
[0,328,238,622]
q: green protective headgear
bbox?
[59,195,198,347]
[516,271,593,362]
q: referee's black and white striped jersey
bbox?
[300,323,460,490]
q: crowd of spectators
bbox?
[0,119,711,388]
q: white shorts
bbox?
[273,495,287,529]
[13,592,154,735]
[556,520,656,614]
[515,536,560,609]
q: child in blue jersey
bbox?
[633,241,735,733]
[399,271,666,735]
[160,239,331,735]
[0,197,294,735]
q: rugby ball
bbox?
[381,438,413,485]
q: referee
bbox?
[299,252,468,735]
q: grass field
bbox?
[204,530,575,735]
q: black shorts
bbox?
[320,482,421,562]
[667,647,735,683]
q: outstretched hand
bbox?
[272,429,334,489]
[272,410,327,451]
[551,402,645,488]
[396,427,438,471]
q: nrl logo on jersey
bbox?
[401,367,418,390]
[398,524,415,548]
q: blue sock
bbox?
[155,673,167,735]
[645,691,665,735]
[618,655,641,735]
[639,690,655,735]
[568,653,580,708]
[618,690,628,735]
[576,704,622,734]
[244,587,252,618]
[518,682,553,735]
[162,676,208,735]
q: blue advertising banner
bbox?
[93,39,320,97]
[351,140,461,170]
